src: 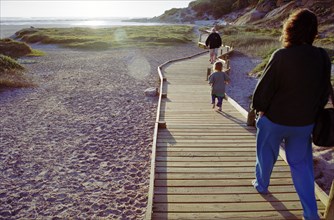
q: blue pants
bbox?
[254,116,319,220]
[211,94,223,107]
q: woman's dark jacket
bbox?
[205,32,222,49]
[252,44,331,126]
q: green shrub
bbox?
[0,55,34,88]
[220,25,280,58]
[0,38,45,58]
[0,54,24,72]
[0,38,32,58]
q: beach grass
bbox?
[0,39,43,88]
[0,55,34,88]
[5,24,333,87]
[0,54,24,72]
[216,25,334,76]
[15,25,196,50]
[0,38,45,57]
[219,25,281,58]
[29,49,46,57]
[216,25,280,76]
[1,25,195,88]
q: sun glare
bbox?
[77,20,108,26]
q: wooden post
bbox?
[226,59,230,70]
[206,67,211,81]
[325,181,334,220]
[158,121,166,129]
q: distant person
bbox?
[205,27,222,64]
[209,61,230,111]
[251,8,331,220]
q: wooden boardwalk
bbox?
[146,50,326,219]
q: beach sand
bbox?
[0,33,333,219]
[0,43,205,219]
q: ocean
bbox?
[0,17,166,38]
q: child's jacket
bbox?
[209,71,230,95]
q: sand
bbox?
[0,44,204,219]
[0,41,333,219]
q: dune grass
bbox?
[0,38,45,58]
[0,55,24,72]
[15,25,196,50]
[6,24,333,87]
[2,25,194,88]
[0,39,44,88]
[216,25,334,77]
[29,49,46,57]
[0,55,34,88]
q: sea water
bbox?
[0,17,166,38]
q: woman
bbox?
[251,8,331,220]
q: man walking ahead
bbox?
[205,27,222,64]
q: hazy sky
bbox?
[1,0,193,18]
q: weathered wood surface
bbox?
[150,51,325,219]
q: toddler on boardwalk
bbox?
[208,61,230,111]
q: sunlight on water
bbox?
[75,20,109,26]
[0,17,169,38]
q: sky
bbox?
[0,0,193,18]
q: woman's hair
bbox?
[281,8,318,48]
[214,61,223,71]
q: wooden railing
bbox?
[324,181,334,219]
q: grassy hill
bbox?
[154,0,334,26]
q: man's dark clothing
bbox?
[205,32,222,49]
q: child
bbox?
[208,61,230,111]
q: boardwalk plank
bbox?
[155,161,287,167]
[154,186,299,194]
[155,156,262,162]
[155,172,292,180]
[154,178,294,187]
[152,201,325,213]
[153,202,308,212]
[152,211,304,220]
[155,166,291,173]
[153,193,301,203]
[156,151,257,157]
[156,147,256,151]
